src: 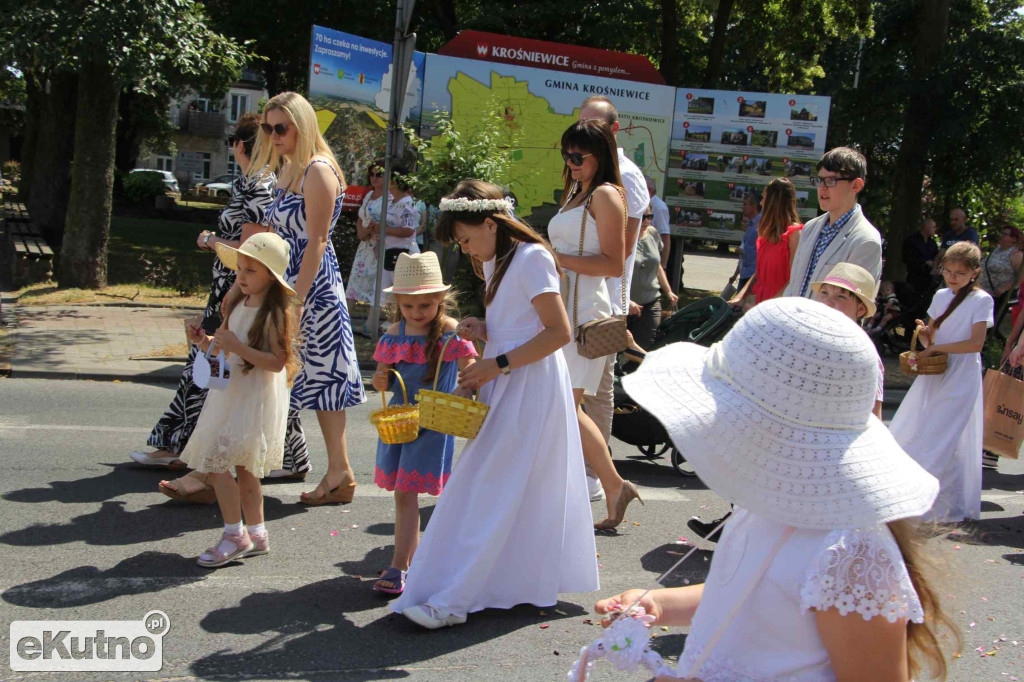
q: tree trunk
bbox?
[60,62,119,289]
[702,0,736,88]
[28,72,78,252]
[884,0,951,281]
[115,87,141,176]
[659,0,680,85]
[18,74,42,204]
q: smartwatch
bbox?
[496,354,511,375]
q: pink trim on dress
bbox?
[374,466,451,495]
[373,336,478,365]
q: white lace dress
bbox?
[179,302,289,477]
[664,507,923,681]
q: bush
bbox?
[2,160,20,185]
[124,171,167,204]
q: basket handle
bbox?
[910,326,922,352]
[382,369,410,410]
[432,333,484,395]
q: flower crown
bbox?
[438,197,514,213]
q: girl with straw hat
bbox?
[588,298,958,681]
[369,251,477,595]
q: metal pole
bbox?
[369,0,416,342]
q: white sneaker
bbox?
[129,451,185,469]
[402,604,467,630]
[587,476,605,502]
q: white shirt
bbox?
[384,195,420,253]
[608,148,648,314]
[650,193,670,236]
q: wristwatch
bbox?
[202,232,213,249]
[496,354,511,375]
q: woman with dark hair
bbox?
[730,178,803,306]
[549,119,642,531]
[346,159,390,314]
[979,224,1023,304]
[130,113,309,492]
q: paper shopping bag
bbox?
[982,369,1024,459]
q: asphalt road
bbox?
[2,379,1022,681]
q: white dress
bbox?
[666,508,924,681]
[179,303,289,477]
[548,203,614,394]
[390,243,599,617]
[889,288,993,522]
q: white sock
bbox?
[247,523,266,537]
[224,521,244,536]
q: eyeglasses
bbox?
[259,122,290,137]
[561,151,593,166]
[810,176,856,188]
[642,213,653,220]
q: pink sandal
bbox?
[247,531,270,557]
[197,529,253,568]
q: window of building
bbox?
[227,152,240,178]
[155,156,174,172]
[229,94,249,123]
[193,98,211,112]
[191,152,212,182]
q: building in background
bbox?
[136,68,267,192]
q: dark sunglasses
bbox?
[561,151,593,166]
[369,169,384,178]
[642,213,654,220]
[260,122,290,137]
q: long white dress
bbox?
[390,242,599,617]
[179,302,289,478]
[548,203,615,395]
[889,288,993,522]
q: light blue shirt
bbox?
[740,214,761,279]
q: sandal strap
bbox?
[200,531,250,562]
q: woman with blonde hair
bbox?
[246,91,367,505]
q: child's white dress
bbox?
[391,242,599,617]
[180,302,289,477]
[889,287,993,522]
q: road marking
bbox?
[0,423,151,433]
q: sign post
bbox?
[369,0,417,341]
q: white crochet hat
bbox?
[623,297,938,530]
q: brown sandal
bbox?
[299,475,356,506]
[594,481,644,531]
[158,473,217,505]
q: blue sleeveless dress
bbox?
[373,324,476,495]
[266,160,366,411]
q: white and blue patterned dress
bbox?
[267,160,367,411]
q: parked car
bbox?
[130,169,179,194]
[195,174,235,198]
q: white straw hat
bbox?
[810,262,877,318]
[383,251,451,295]
[215,232,295,295]
[623,298,938,530]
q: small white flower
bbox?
[882,599,903,622]
[852,584,867,599]
[438,197,514,214]
[836,593,856,614]
[858,597,879,620]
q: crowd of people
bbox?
[114,89,1014,679]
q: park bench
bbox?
[1,203,54,287]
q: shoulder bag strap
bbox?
[572,192,595,333]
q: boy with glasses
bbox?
[783,147,882,298]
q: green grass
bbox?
[108,216,212,290]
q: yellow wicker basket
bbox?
[899,327,948,376]
[417,336,490,439]
[370,369,420,444]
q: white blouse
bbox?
[665,507,924,681]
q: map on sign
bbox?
[423,54,675,219]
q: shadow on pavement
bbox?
[2,551,206,608]
[0,496,307,547]
[3,463,172,504]
[981,467,1024,494]
[639,542,714,588]
[191,571,585,680]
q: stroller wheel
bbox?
[638,442,671,459]
[671,448,699,477]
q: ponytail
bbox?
[933,242,982,329]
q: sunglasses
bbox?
[259,122,290,137]
[369,170,384,178]
[810,176,856,188]
[561,151,593,166]
[642,213,654,220]
[226,134,254,147]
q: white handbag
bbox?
[192,344,231,390]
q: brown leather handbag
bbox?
[573,186,629,360]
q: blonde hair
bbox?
[391,291,459,384]
[248,91,346,194]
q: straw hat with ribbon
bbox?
[383,251,452,295]
[810,262,878,318]
[215,232,295,295]
[623,297,938,530]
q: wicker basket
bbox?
[899,327,948,376]
[370,369,420,444]
[417,336,490,439]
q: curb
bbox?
[11,365,379,389]
[12,301,205,311]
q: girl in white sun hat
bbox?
[592,297,958,681]
[179,232,299,567]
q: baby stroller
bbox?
[612,296,740,477]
